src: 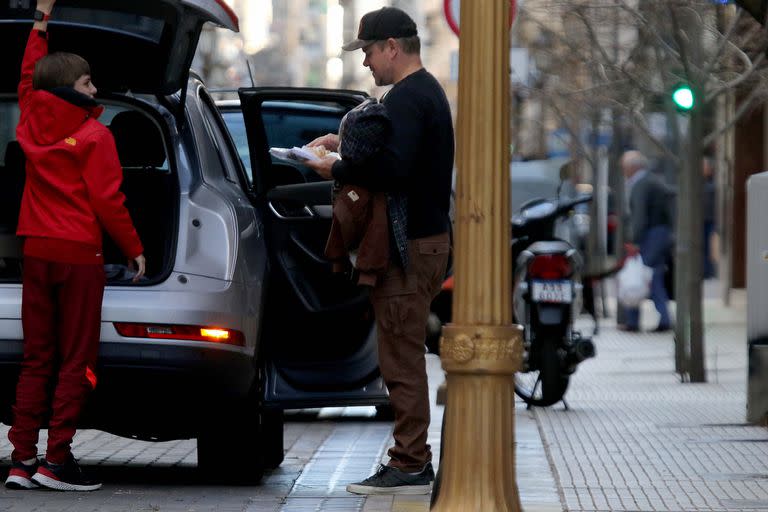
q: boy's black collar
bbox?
[49,87,99,110]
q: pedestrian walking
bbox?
[620,150,673,332]
[304,6,454,496]
[6,0,145,492]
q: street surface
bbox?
[0,281,765,512]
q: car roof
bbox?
[510,157,572,212]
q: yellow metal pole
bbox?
[431,0,523,510]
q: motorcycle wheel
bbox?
[514,328,569,407]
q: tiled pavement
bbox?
[534,287,768,512]
[0,356,559,511]
[0,283,761,512]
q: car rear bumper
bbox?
[0,340,256,440]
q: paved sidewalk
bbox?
[0,282,752,511]
[349,355,562,512]
[531,287,768,512]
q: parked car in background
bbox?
[0,0,388,482]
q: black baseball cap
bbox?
[342,7,418,51]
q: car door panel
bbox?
[238,87,385,398]
[266,181,332,222]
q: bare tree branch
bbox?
[707,52,766,104]
[573,5,663,96]
[574,6,616,67]
[703,85,765,147]
[702,7,742,77]
[668,4,696,84]
[618,4,682,61]
[547,100,596,168]
[518,0,767,171]
[602,96,681,164]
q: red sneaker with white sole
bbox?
[32,456,101,492]
[5,459,40,490]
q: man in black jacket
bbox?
[622,150,673,332]
[305,6,453,496]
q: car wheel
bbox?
[197,404,265,484]
[262,408,285,469]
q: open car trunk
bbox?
[0,0,238,95]
[0,0,237,282]
[0,99,177,285]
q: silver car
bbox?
[0,0,387,482]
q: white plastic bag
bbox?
[617,255,653,307]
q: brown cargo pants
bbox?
[371,232,450,472]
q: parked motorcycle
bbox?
[512,194,595,406]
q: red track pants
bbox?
[9,257,105,464]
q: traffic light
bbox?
[672,83,695,111]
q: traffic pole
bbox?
[431,0,523,510]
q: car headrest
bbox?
[108,111,166,168]
[4,141,24,171]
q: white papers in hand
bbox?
[269,146,339,163]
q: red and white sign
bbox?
[444,0,517,37]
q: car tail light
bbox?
[528,254,572,279]
[114,323,245,346]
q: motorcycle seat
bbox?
[526,240,573,255]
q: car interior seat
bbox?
[107,110,173,280]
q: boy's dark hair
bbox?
[32,52,90,91]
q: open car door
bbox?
[238,87,388,408]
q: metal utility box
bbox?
[747,172,768,423]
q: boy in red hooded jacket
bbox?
[5,0,145,492]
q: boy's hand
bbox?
[307,134,339,153]
[129,254,146,283]
[304,155,338,180]
[36,0,56,13]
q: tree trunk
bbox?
[671,5,707,383]
[677,108,707,382]
[676,104,706,382]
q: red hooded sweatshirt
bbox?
[15,30,143,264]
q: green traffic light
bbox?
[672,85,694,110]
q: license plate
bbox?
[531,280,573,304]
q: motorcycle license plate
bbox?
[531,280,573,303]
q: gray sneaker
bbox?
[346,464,433,495]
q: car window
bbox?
[10,7,165,43]
[260,101,345,150]
[103,104,170,172]
[200,93,247,186]
[219,100,347,189]
[221,110,253,185]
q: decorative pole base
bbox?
[432,324,524,512]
